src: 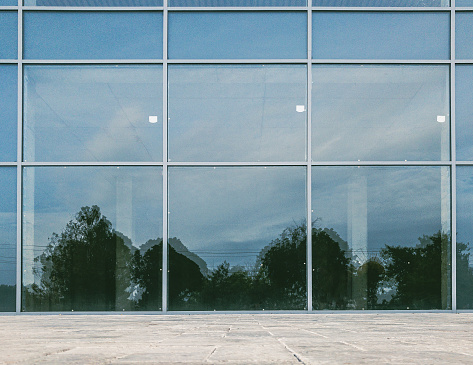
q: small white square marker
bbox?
[296,105,306,113]
[437,115,446,123]
[149,116,158,124]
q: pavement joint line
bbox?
[204,347,217,362]
[300,328,329,339]
[338,341,367,352]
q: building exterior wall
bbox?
[0,0,473,313]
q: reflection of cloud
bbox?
[169,167,306,267]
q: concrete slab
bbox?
[0,313,472,364]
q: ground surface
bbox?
[0,313,472,364]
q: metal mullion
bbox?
[21,59,164,64]
[167,6,307,11]
[166,59,308,64]
[0,6,18,10]
[451,2,457,312]
[455,161,473,165]
[455,59,473,63]
[311,6,450,11]
[311,59,451,64]
[0,162,17,166]
[165,162,308,167]
[311,161,453,166]
[16,4,22,314]
[162,0,168,314]
[306,5,312,313]
[21,6,163,11]
[0,60,18,63]
[20,161,165,166]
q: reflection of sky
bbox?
[23,167,162,285]
[0,12,17,59]
[24,66,162,162]
[168,167,306,270]
[312,65,449,161]
[456,13,473,60]
[168,12,307,59]
[456,167,473,268]
[0,168,16,286]
[168,65,306,162]
[0,65,17,162]
[23,12,163,59]
[456,66,473,160]
[170,0,306,5]
[312,167,449,256]
[25,0,163,5]
[312,12,449,60]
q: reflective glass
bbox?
[312,65,450,161]
[0,168,16,312]
[312,166,451,310]
[0,12,17,59]
[169,0,306,5]
[22,167,163,312]
[168,167,306,310]
[457,0,473,5]
[0,65,17,162]
[313,0,449,5]
[24,66,163,162]
[456,66,473,160]
[0,0,18,5]
[456,12,473,59]
[312,12,450,60]
[23,12,163,59]
[456,167,473,309]
[168,65,306,162]
[24,0,162,5]
[168,12,307,59]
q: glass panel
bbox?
[170,0,306,5]
[24,66,163,162]
[0,0,18,5]
[168,12,307,59]
[22,167,163,312]
[312,12,450,60]
[456,66,473,160]
[0,12,17,59]
[312,65,450,161]
[456,12,473,60]
[0,65,17,162]
[457,0,473,6]
[313,0,449,5]
[23,11,163,59]
[168,65,306,162]
[312,166,451,310]
[168,167,306,310]
[0,168,16,312]
[456,167,473,309]
[24,0,163,5]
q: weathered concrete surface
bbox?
[0,313,472,364]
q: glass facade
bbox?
[0,1,472,313]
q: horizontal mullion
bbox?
[311,6,451,10]
[311,161,453,166]
[0,162,17,166]
[167,58,309,63]
[21,59,164,64]
[21,161,165,166]
[311,59,452,64]
[454,161,473,165]
[0,6,18,10]
[454,60,473,63]
[454,7,473,11]
[166,6,308,10]
[167,161,308,166]
[21,6,163,10]
[0,60,18,63]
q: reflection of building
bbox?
[1,0,473,313]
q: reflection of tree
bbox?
[457,241,473,309]
[25,206,132,311]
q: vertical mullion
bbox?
[307,5,312,312]
[16,3,22,313]
[451,1,457,312]
[162,0,168,313]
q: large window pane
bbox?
[0,168,16,312]
[24,11,163,59]
[24,66,163,162]
[168,12,307,59]
[168,167,306,310]
[0,12,17,59]
[24,0,163,5]
[456,167,473,309]
[168,65,306,162]
[312,166,451,310]
[0,65,17,162]
[456,66,473,160]
[457,0,473,5]
[313,0,449,5]
[312,12,450,60]
[456,12,473,60]
[22,167,163,312]
[312,65,449,161]
[169,0,306,5]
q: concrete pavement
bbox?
[0,313,472,364]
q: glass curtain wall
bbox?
[1,0,472,312]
